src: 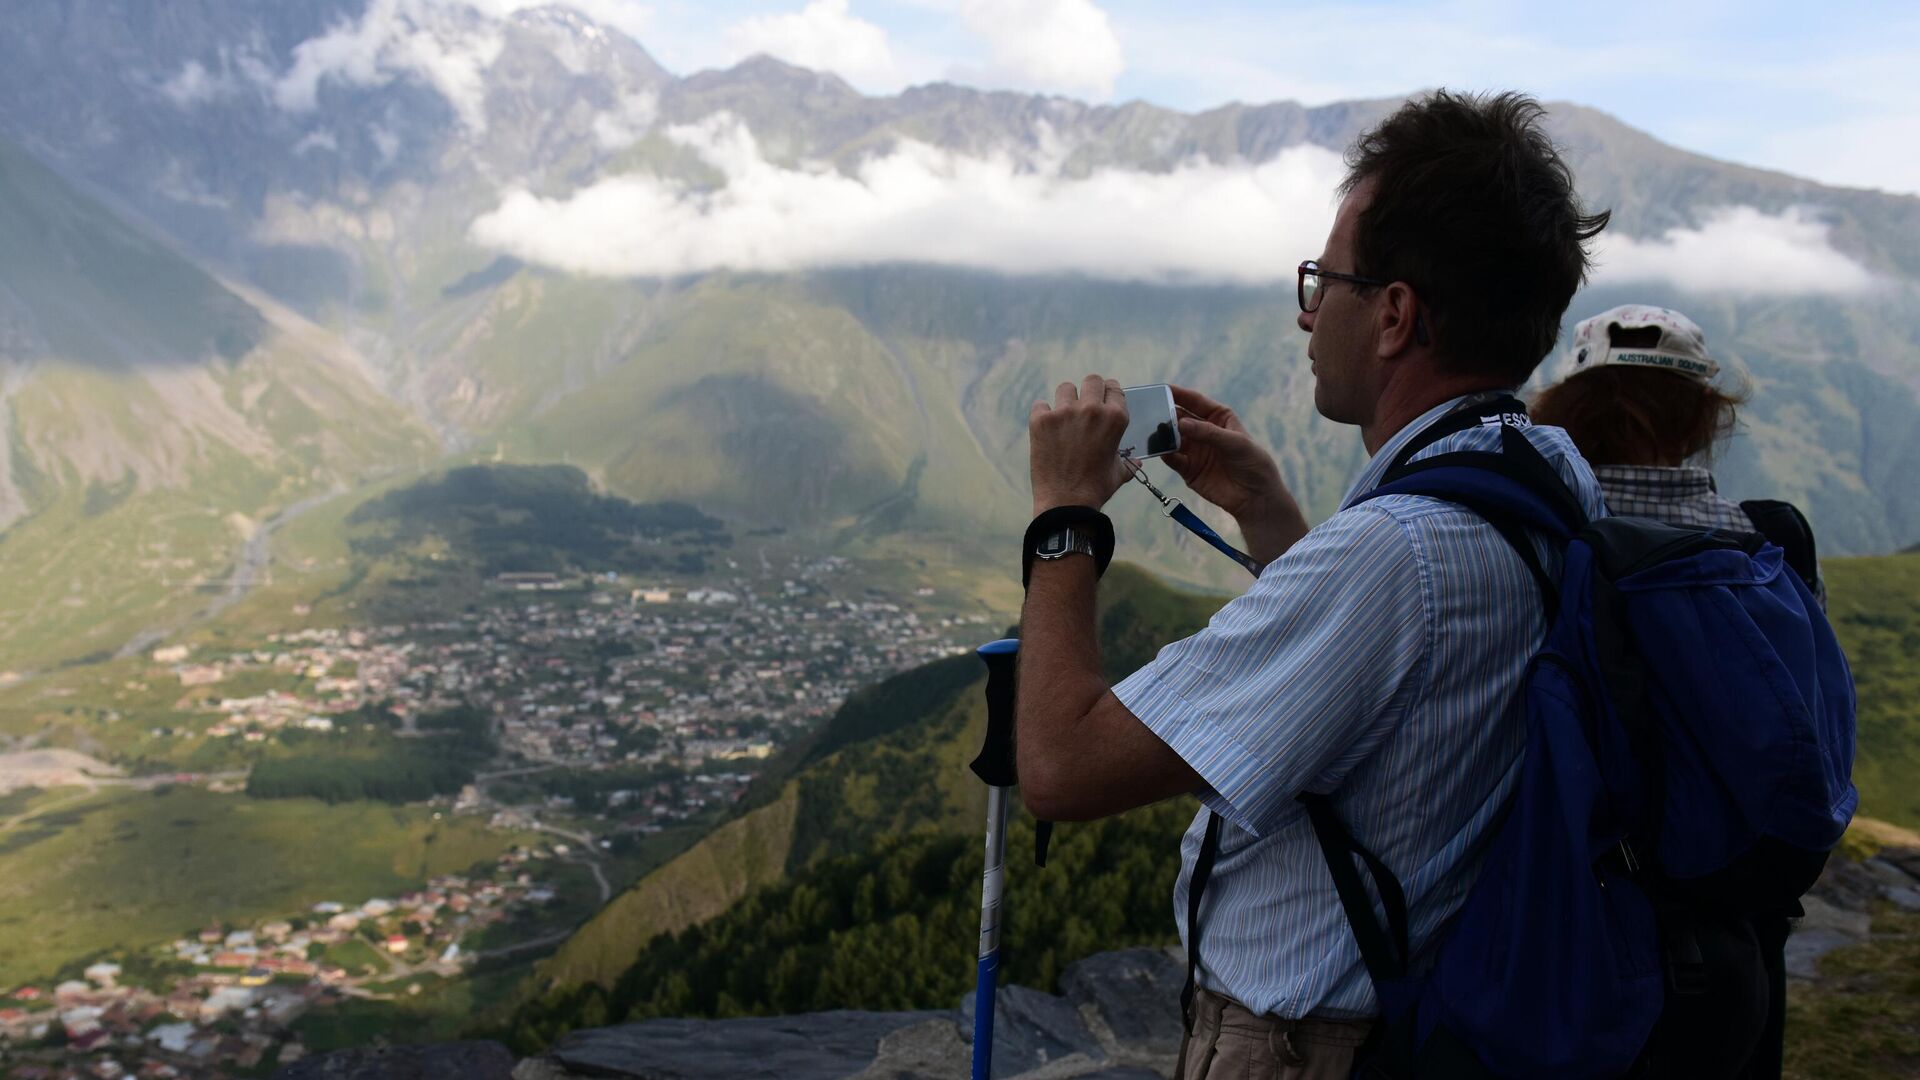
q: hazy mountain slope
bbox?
[0,134,434,670]
[0,137,265,373]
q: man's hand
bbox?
[1164,385,1309,564]
[1029,374,1132,515]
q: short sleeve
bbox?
[1112,505,1430,836]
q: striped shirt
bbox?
[1112,394,1607,1021]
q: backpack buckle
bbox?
[1663,925,1709,996]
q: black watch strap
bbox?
[1023,507,1115,590]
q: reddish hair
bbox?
[1531,366,1747,467]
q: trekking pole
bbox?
[969,637,1021,1080]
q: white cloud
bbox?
[292,130,341,156]
[1595,207,1876,296]
[158,48,276,109]
[469,115,1893,299]
[470,113,1342,282]
[271,0,507,132]
[159,61,234,108]
[591,91,660,150]
[726,0,898,90]
[950,0,1123,99]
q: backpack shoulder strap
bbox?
[1299,792,1411,985]
[1740,499,1818,591]
[1384,393,1531,475]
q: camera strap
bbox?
[1123,457,1265,577]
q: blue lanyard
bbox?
[1122,457,1264,578]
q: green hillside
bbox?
[503,802,1192,1050]
[0,785,531,983]
[1827,552,1920,830]
[409,259,1920,601]
[518,564,1220,1001]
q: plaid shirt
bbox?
[1593,464,1825,607]
[1591,465,1753,531]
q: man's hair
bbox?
[1341,90,1610,386]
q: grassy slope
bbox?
[0,333,435,671]
[534,782,801,992]
[426,260,1920,588]
[0,785,531,982]
[1782,819,1920,1080]
[1825,552,1920,830]
[506,276,954,532]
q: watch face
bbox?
[1038,533,1068,556]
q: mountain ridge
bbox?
[1,0,1919,671]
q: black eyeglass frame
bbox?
[1296,259,1389,314]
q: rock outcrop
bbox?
[283,845,1920,1080]
[513,947,1186,1080]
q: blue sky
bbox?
[593,0,1920,195]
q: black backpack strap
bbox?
[1300,792,1411,985]
[1740,499,1818,593]
[1182,799,1415,1024]
[1181,811,1223,1020]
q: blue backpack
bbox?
[1305,421,1859,1078]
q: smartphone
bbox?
[1119,384,1180,459]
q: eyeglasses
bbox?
[1297,260,1388,314]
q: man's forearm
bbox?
[1013,549,1207,821]
[1015,556,1107,810]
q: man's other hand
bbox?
[1164,385,1309,564]
[1030,374,1132,515]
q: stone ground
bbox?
[282,846,1920,1080]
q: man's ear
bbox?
[1376,281,1427,358]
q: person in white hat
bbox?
[1532,303,1819,1080]
[1532,304,1820,599]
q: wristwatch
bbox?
[1034,527,1098,562]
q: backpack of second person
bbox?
[1316,423,1856,1079]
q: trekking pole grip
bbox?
[971,638,1020,788]
[970,637,1053,867]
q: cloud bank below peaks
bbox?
[470,114,1345,285]
[469,116,1880,294]
[1594,206,1876,296]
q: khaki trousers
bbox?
[1177,987,1374,1080]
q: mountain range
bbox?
[1,0,1918,673]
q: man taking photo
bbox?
[1016,91,1611,1079]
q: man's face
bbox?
[1300,179,1380,427]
